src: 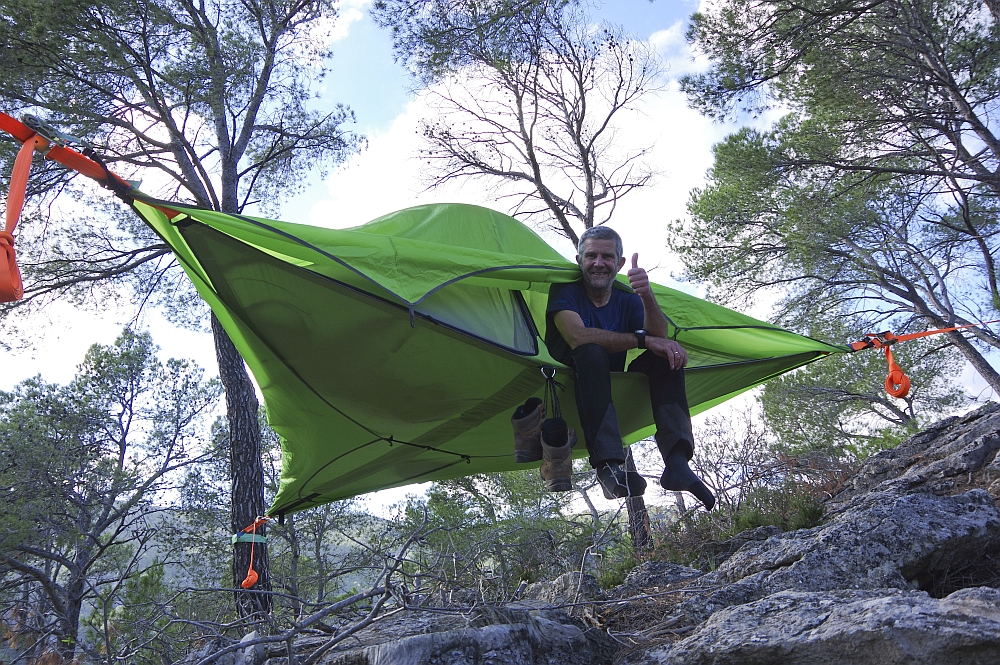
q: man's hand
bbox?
[629,252,668,337]
[647,336,688,370]
[627,253,651,298]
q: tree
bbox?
[0,0,360,612]
[672,120,996,405]
[170,409,372,622]
[0,329,220,661]
[401,469,620,597]
[372,0,663,244]
[677,0,1000,394]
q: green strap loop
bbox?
[232,533,267,545]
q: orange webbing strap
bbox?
[0,136,41,302]
[239,516,271,589]
[850,319,1000,399]
[0,111,189,301]
[883,345,910,398]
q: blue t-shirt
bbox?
[546,281,644,371]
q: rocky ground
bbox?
[182,403,1000,665]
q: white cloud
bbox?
[309,93,496,229]
[650,20,711,79]
[329,0,370,43]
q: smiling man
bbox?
[543,226,715,509]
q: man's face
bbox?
[577,238,625,291]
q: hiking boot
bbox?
[511,397,544,463]
[540,417,576,492]
[596,462,647,499]
[659,446,716,510]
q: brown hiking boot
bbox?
[540,417,577,492]
[511,397,544,463]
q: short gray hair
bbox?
[577,226,623,259]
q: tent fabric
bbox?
[129,197,846,515]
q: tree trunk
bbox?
[986,0,1000,25]
[945,328,1000,394]
[211,313,272,616]
[624,448,653,550]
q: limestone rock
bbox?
[610,562,703,598]
[520,572,605,606]
[627,587,1000,665]
[328,614,616,665]
[260,605,616,665]
[663,405,1000,624]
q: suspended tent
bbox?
[0,112,847,516]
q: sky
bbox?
[4,0,993,512]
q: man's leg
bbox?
[571,343,625,466]
[571,343,646,498]
[628,351,715,509]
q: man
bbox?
[545,226,715,509]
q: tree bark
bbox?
[944,328,1000,395]
[987,0,1000,22]
[211,313,272,616]
[624,448,653,550]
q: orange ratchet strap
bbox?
[0,111,144,303]
[850,320,1000,398]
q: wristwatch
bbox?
[634,329,646,349]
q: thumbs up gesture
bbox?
[627,253,650,298]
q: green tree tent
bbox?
[1,114,845,516]
[135,199,845,515]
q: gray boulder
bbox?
[520,571,605,607]
[666,405,1000,625]
[618,404,1000,664]
[332,613,615,665]
[266,605,617,665]
[628,587,1000,665]
[609,561,703,599]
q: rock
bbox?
[626,587,1000,665]
[335,614,616,665]
[174,637,237,665]
[697,525,782,569]
[283,606,617,665]
[826,402,1000,511]
[520,572,605,606]
[239,631,264,665]
[667,488,1000,623]
[659,406,1000,625]
[609,562,703,598]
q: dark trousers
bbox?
[570,343,694,467]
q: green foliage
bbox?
[650,408,849,571]
[593,539,638,590]
[0,329,220,659]
[167,407,375,619]
[400,467,629,597]
[675,0,1000,396]
[83,560,184,665]
[729,482,824,535]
